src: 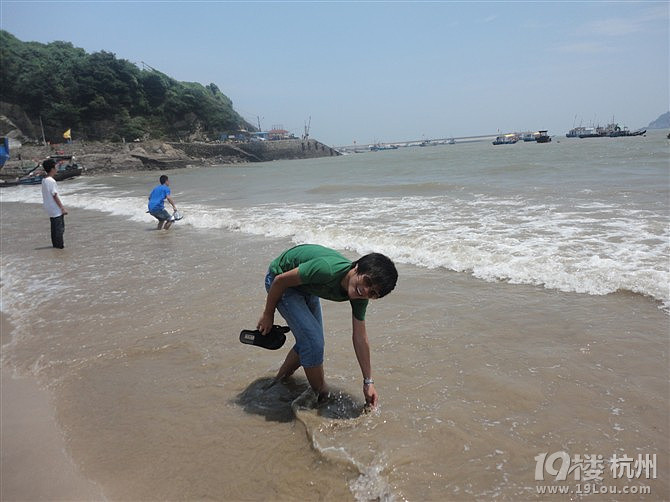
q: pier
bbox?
[336,134,497,153]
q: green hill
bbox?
[0,30,253,142]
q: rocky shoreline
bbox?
[0,138,340,179]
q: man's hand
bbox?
[256,312,274,335]
[258,268,301,335]
[364,382,378,409]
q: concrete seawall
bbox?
[1,138,341,178]
[238,138,341,161]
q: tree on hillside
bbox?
[0,30,252,141]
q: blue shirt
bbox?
[148,184,170,212]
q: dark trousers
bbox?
[50,215,65,248]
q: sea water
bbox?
[1,131,668,500]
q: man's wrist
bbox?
[363,378,374,386]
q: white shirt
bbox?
[41,176,62,218]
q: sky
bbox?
[1,1,668,146]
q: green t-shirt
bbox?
[269,244,368,321]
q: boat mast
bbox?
[306,116,311,138]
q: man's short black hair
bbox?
[351,253,398,298]
[159,175,168,184]
[42,158,56,173]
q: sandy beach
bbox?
[1,317,104,501]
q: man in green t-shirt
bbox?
[257,244,398,408]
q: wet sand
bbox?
[1,317,104,501]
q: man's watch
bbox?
[363,378,374,386]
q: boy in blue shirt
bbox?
[257,244,398,408]
[148,175,177,230]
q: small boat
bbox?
[12,155,83,186]
[54,164,82,181]
[51,155,83,181]
[369,143,399,151]
[522,133,537,142]
[18,174,44,185]
[536,130,551,143]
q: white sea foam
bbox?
[3,184,668,308]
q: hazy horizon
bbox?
[1,1,668,146]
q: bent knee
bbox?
[298,339,324,368]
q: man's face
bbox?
[348,269,381,300]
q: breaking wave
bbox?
[3,183,668,310]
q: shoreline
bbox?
[1,315,105,501]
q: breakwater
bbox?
[171,138,340,162]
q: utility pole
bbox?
[39,115,46,146]
[141,61,160,73]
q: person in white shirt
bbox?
[41,159,68,248]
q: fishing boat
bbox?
[608,127,646,137]
[492,134,518,145]
[576,120,645,139]
[578,127,603,138]
[566,126,587,138]
[536,130,551,143]
[568,117,618,138]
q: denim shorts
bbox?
[265,271,324,367]
[149,208,171,222]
